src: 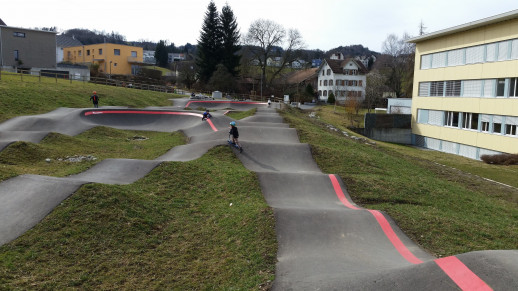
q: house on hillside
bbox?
[143,50,155,64]
[311,59,322,68]
[317,52,367,102]
[63,43,144,75]
[407,9,518,160]
[168,53,186,63]
[0,23,57,70]
[267,57,282,67]
[56,35,82,63]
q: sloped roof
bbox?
[284,68,318,84]
[0,18,6,26]
[323,58,368,74]
[56,35,83,47]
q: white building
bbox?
[317,53,367,102]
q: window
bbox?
[14,50,19,61]
[462,80,482,97]
[87,50,90,56]
[509,78,517,97]
[319,80,322,86]
[326,69,331,75]
[99,49,103,55]
[462,113,479,130]
[419,82,430,96]
[322,70,324,76]
[359,80,363,86]
[497,41,509,61]
[447,49,464,66]
[506,117,518,136]
[481,115,491,132]
[421,55,431,69]
[431,52,446,68]
[13,32,25,37]
[466,46,484,64]
[445,111,459,127]
[78,50,82,57]
[486,43,497,62]
[114,49,121,56]
[430,81,444,96]
[445,80,461,96]
[131,51,137,57]
[496,78,506,97]
[493,116,503,134]
[324,80,328,86]
[329,80,333,86]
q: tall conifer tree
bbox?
[196,1,222,84]
[219,4,241,77]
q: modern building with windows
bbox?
[407,9,518,159]
[63,43,143,75]
[0,24,56,70]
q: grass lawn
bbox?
[0,127,186,182]
[0,147,276,289]
[0,73,185,122]
[280,107,518,257]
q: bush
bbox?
[327,92,336,104]
[480,153,518,165]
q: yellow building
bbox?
[407,9,518,159]
[63,43,144,75]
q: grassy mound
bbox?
[0,146,276,289]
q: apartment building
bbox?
[63,43,143,75]
[407,9,518,159]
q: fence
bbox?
[0,69,177,94]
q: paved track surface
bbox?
[0,99,516,290]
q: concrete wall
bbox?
[364,113,412,144]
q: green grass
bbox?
[0,147,276,289]
[0,73,185,122]
[280,107,518,257]
[226,108,257,120]
[0,127,186,182]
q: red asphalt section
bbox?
[84,110,218,132]
[328,174,492,290]
[185,100,266,108]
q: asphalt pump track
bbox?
[0,100,516,290]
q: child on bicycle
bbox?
[202,109,212,121]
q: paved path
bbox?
[0,100,516,290]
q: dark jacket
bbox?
[229,126,239,138]
[90,94,99,104]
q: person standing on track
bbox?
[90,91,99,108]
[229,121,242,152]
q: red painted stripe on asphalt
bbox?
[367,209,423,264]
[435,256,493,291]
[185,100,266,108]
[329,174,490,289]
[328,174,360,210]
[83,110,218,131]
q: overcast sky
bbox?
[2,0,516,52]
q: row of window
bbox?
[319,79,363,87]
[420,38,518,69]
[419,77,518,98]
[414,135,501,160]
[68,49,137,58]
[318,90,363,97]
[321,68,359,76]
[417,109,518,136]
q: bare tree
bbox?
[243,19,305,96]
[365,70,389,112]
[381,33,415,98]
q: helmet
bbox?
[206,109,209,112]
[93,91,97,94]
[230,121,236,126]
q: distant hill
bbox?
[326,44,379,58]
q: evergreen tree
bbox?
[196,1,222,84]
[154,40,169,67]
[219,3,241,77]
